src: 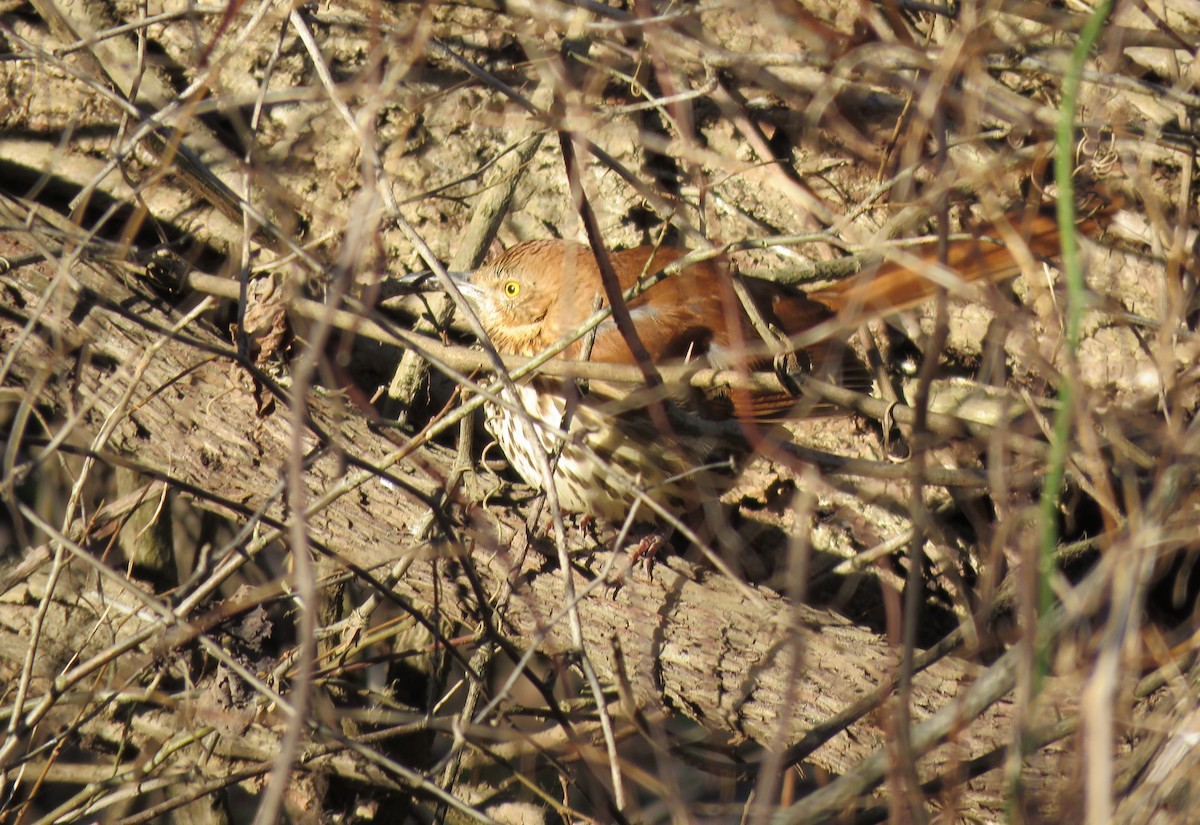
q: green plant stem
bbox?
[1039,0,1113,620]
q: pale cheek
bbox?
[473,305,502,332]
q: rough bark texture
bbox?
[1,0,1198,821]
[0,226,984,769]
[0,208,1188,822]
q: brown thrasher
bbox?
[425,212,1079,522]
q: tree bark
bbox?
[0,208,1142,822]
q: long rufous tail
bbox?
[806,206,1110,317]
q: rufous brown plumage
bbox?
[432,210,1094,521]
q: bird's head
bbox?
[447,240,581,356]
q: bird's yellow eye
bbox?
[503,280,520,297]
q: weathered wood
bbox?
[0,216,1088,817]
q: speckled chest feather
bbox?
[482,383,724,522]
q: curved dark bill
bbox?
[392,270,473,294]
[393,270,439,293]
